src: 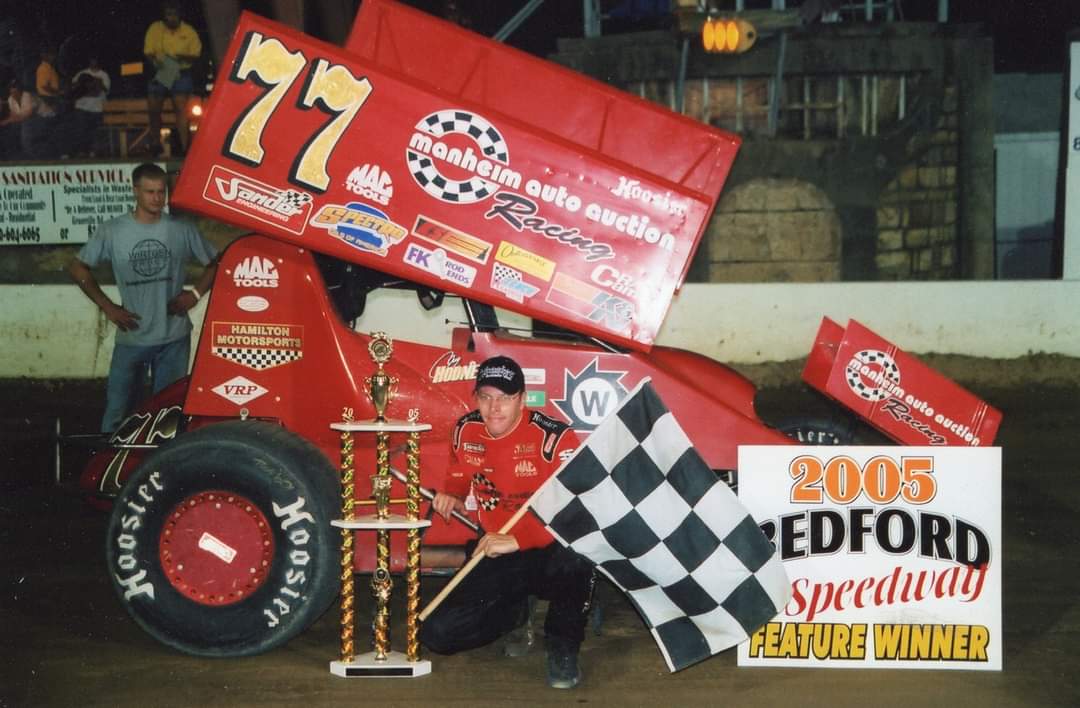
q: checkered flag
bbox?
[530,379,790,672]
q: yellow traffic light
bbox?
[702,17,757,54]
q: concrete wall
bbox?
[3,280,1077,379]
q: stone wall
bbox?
[875,85,960,279]
[706,178,841,282]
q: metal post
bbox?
[493,0,546,43]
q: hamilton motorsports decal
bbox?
[210,322,304,371]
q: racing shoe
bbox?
[545,638,582,689]
[503,596,537,657]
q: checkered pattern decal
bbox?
[845,349,900,401]
[530,380,790,672]
[211,346,303,371]
[406,110,508,204]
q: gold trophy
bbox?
[329,332,432,678]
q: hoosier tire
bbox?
[105,421,340,657]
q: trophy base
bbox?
[330,651,432,678]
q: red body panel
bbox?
[170,233,788,568]
[171,10,741,352]
[803,318,1003,446]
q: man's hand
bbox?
[474,533,519,558]
[104,302,140,331]
[166,290,199,316]
[432,492,465,522]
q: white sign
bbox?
[0,163,163,245]
[737,446,1002,671]
[1064,41,1080,279]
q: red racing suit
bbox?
[444,409,580,549]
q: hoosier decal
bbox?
[211,322,304,371]
[203,165,312,234]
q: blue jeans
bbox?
[102,337,190,433]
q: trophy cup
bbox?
[329,332,432,678]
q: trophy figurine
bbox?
[329,332,432,678]
[365,333,397,421]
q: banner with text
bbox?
[0,163,159,245]
[737,446,1002,671]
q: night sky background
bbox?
[2,0,1079,93]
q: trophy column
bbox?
[328,332,432,678]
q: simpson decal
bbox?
[412,215,491,264]
[203,165,312,234]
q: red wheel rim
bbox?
[159,491,275,606]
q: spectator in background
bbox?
[71,57,110,157]
[35,46,62,114]
[143,2,202,156]
[0,79,41,159]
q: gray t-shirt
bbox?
[77,213,217,347]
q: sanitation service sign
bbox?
[737,446,1002,671]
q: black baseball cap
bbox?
[474,356,525,395]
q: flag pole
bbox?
[418,500,537,622]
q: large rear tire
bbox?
[104,421,340,657]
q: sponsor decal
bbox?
[429,352,479,384]
[557,447,576,463]
[412,215,491,264]
[236,295,270,313]
[212,375,268,405]
[845,349,902,403]
[523,368,546,385]
[463,442,485,453]
[210,321,304,371]
[310,201,407,256]
[203,165,312,234]
[233,255,279,288]
[495,241,555,282]
[589,263,639,298]
[406,109,519,204]
[490,262,539,303]
[345,163,393,205]
[403,242,477,287]
[464,454,484,467]
[553,358,629,431]
[525,390,546,407]
[514,460,538,477]
[546,272,635,334]
[610,175,689,217]
[485,192,614,262]
[514,443,536,456]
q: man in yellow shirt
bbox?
[143,1,202,156]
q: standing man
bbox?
[422,356,592,689]
[143,1,202,156]
[68,163,217,433]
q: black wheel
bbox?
[105,421,340,657]
[774,414,892,445]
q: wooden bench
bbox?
[101,97,184,158]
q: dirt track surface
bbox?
[2,374,1079,707]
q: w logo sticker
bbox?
[553,358,629,431]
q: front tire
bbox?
[104,421,340,657]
